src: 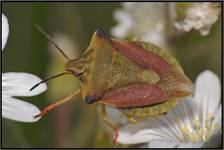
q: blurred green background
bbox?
[2,2,221,148]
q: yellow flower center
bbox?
[179,113,219,143]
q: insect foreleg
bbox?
[34,89,81,118]
[100,104,119,144]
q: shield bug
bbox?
[31,26,194,143]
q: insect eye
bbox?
[95,29,106,37]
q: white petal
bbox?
[194,70,220,115]
[2,14,9,50]
[2,96,41,122]
[118,128,165,144]
[2,72,47,97]
[148,140,179,148]
[177,142,204,148]
[117,117,178,144]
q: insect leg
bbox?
[100,104,119,144]
[34,89,81,118]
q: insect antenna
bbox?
[30,72,69,91]
[35,24,71,60]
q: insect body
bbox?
[32,28,194,143]
[66,29,193,115]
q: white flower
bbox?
[117,70,221,148]
[2,14,47,122]
[174,2,221,36]
[111,2,166,47]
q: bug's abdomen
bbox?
[121,98,178,118]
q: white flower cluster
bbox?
[112,2,220,41]
[174,3,221,36]
[111,2,166,47]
